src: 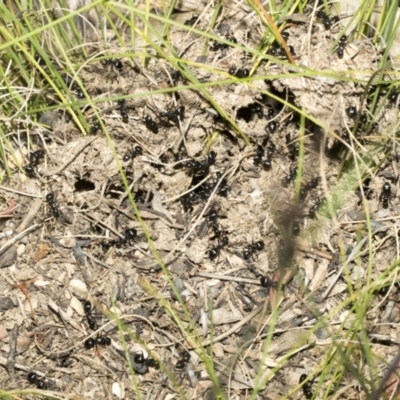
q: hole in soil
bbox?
[74,179,95,192]
[237,104,255,122]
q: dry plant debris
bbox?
[1,2,400,399]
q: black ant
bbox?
[46,193,60,218]
[84,334,111,349]
[337,35,347,59]
[90,118,104,134]
[175,351,190,369]
[102,58,123,70]
[299,374,313,399]
[286,133,299,160]
[214,171,229,196]
[116,228,137,248]
[309,197,327,219]
[260,276,282,289]
[123,146,142,162]
[282,166,298,187]
[316,10,331,30]
[184,15,198,26]
[186,151,216,181]
[209,236,228,260]
[133,352,159,369]
[243,240,264,260]
[266,120,278,133]
[380,182,391,209]
[210,35,237,52]
[160,106,185,125]
[210,41,230,51]
[24,149,44,175]
[117,99,129,123]
[299,177,320,200]
[228,66,249,78]
[252,103,264,119]
[83,300,97,331]
[144,115,159,134]
[27,372,48,390]
[388,90,399,104]
[253,145,264,166]
[346,105,357,119]
[207,208,224,238]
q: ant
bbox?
[84,334,111,349]
[299,177,320,201]
[83,300,97,331]
[316,10,331,30]
[133,351,159,368]
[161,105,185,125]
[346,105,357,119]
[116,228,137,248]
[90,118,104,134]
[25,149,44,175]
[282,166,298,187]
[46,193,60,218]
[117,99,129,123]
[103,58,123,70]
[380,182,391,209]
[214,171,229,197]
[228,66,249,78]
[337,35,347,59]
[175,351,191,369]
[299,374,313,399]
[27,372,48,390]
[123,146,142,162]
[208,208,223,237]
[209,236,228,260]
[252,103,264,119]
[266,120,278,133]
[184,15,199,26]
[210,35,237,52]
[260,276,282,289]
[243,240,264,260]
[253,145,264,166]
[186,151,216,180]
[144,115,159,134]
[309,197,327,219]
[286,133,299,160]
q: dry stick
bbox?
[253,0,295,64]
[197,271,260,286]
[370,345,400,400]
[15,197,43,233]
[296,243,333,260]
[320,226,388,301]
[6,324,17,383]
[42,136,98,177]
[0,224,41,257]
[0,185,42,198]
[198,301,268,348]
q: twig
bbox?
[6,324,17,383]
[253,0,295,64]
[15,198,43,233]
[199,301,268,348]
[321,226,388,300]
[297,243,333,260]
[197,272,260,285]
[370,345,400,400]
[0,224,41,257]
[42,137,98,177]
